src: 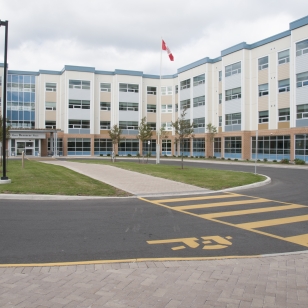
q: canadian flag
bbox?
[162,39,174,61]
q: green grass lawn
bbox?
[72,159,266,190]
[0,160,130,196]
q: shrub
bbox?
[164,154,168,157]
[100,154,104,157]
[227,158,231,160]
[208,156,212,159]
[257,159,260,162]
[280,158,289,164]
[273,159,277,162]
[263,158,268,162]
[234,158,238,161]
[107,153,111,157]
[127,154,132,157]
[221,157,225,160]
[213,156,216,159]
[294,158,306,165]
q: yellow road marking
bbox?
[201,204,305,219]
[151,193,242,204]
[173,198,269,211]
[285,234,308,246]
[237,215,308,229]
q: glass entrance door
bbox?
[16,141,34,156]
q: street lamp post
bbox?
[0,20,9,182]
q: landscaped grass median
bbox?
[0,160,130,196]
[73,159,266,190]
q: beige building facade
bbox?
[1,15,308,161]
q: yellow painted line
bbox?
[172,198,270,211]
[151,193,242,204]
[139,197,308,248]
[285,234,308,246]
[0,255,262,268]
[237,214,308,230]
[201,204,305,219]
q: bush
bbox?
[294,158,306,165]
[273,159,277,162]
[227,158,231,160]
[234,159,238,161]
[221,157,225,160]
[107,153,111,157]
[280,158,289,164]
[100,154,104,157]
[127,154,132,157]
[213,156,216,159]
[263,158,268,162]
[257,159,260,162]
[164,154,168,157]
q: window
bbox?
[45,102,56,110]
[118,139,139,155]
[295,134,308,159]
[278,79,290,93]
[296,39,308,57]
[46,83,56,92]
[100,121,111,129]
[45,121,56,129]
[119,83,139,93]
[193,74,205,86]
[143,140,156,154]
[119,102,138,111]
[278,50,289,64]
[180,79,190,90]
[69,100,90,109]
[279,108,290,121]
[225,137,242,154]
[297,104,308,119]
[259,84,269,96]
[175,85,178,94]
[69,80,90,90]
[225,113,241,125]
[100,102,111,111]
[214,138,221,155]
[119,121,138,130]
[48,138,63,154]
[193,117,205,128]
[219,71,222,81]
[162,139,171,155]
[225,87,241,101]
[225,62,241,77]
[193,138,205,155]
[258,56,268,70]
[219,94,222,104]
[148,122,156,130]
[180,99,190,109]
[193,96,205,107]
[161,104,172,113]
[162,122,172,131]
[67,138,91,155]
[100,83,111,92]
[296,71,308,88]
[147,86,156,95]
[161,86,172,95]
[219,116,222,127]
[68,120,90,129]
[259,111,269,123]
[94,139,112,155]
[147,104,156,113]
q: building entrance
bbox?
[16,141,35,156]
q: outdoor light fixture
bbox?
[0,20,9,181]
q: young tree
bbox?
[171,107,194,169]
[108,124,123,162]
[136,117,153,163]
[206,123,217,157]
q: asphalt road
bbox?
[0,160,307,265]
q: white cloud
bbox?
[0,0,307,75]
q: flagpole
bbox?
[156,38,162,164]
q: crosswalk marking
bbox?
[285,234,308,246]
[200,204,305,219]
[237,214,308,229]
[172,198,269,211]
[151,193,241,204]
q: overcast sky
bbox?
[1,0,308,75]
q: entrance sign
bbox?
[10,133,46,139]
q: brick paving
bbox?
[0,253,307,307]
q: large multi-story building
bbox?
[1,15,308,161]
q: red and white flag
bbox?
[162,39,174,61]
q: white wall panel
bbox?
[180,88,190,101]
[68,108,90,120]
[119,92,139,103]
[296,87,308,105]
[119,111,139,121]
[69,89,91,100]
[225,99,241,114]
[225,74,241,90]
[193,84,205,97]
[296,53,308,74]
